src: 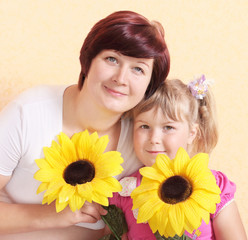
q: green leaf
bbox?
[100,205,128,240]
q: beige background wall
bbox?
[0,0,247,234]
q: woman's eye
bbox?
[140,125,149,129]
[106,56,117,63]
[133,67,144,74]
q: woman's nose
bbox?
[113,66,128,85]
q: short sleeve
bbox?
[0,101,23,175]
[211,170,236,218]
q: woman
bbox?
[0,11,170,239]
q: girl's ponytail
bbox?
[188,75,218,155]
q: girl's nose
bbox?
[149,130,161,144]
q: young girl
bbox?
[110,76,247,239]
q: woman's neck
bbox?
[63,85,122,138]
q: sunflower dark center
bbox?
[63,160,95,186]
[159,175,192,204]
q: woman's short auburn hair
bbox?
[78,10,170,99]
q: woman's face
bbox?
[84,50,154,114]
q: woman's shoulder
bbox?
[13,84,68,106]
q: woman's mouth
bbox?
[104,86,127,97]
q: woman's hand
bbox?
[65,201,108,225]
[38,200,107,229]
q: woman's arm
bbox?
[213,201,247,240]
[0,174,107,234]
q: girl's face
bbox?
[84,50,153,114]
[133,108,197,166]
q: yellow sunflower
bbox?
[131,147,221,238]
[34,130,123,212]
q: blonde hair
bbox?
[132,79,218,155]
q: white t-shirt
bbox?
[0,85,142,228]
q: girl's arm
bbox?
[0,174,107,234]
[213,201,247,240]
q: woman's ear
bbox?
[187,123,198,145]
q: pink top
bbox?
[109,170,236,240]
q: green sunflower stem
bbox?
[101,215,120,240]
[101,205,128,240]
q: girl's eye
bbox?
[106,56,117,63]
[133,67,144,74]
[164,126,174,131]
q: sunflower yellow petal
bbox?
[43,147,65,169]
[73,131,90,159]
[59,184,76,203]
[94,162,123,178]
[92,191,109,206]
[169,204,184,236]
[173,147,190,175]
[94,152,123,177]
[149,207,168,235]
[70,132,81,147]
[34,168,60,182]
[148,216,158,234]
[131,182,159,197]
[51,140,62,152]
[155,204,169,236]
[186,153,209,179]
[46,191,59,204]
[56,199,68,212]
[190,190,220,213]
[44,180,64,196]
[137,198,163,223]
[101,177,123,192]
[183,200,202,231]
[42,196,48,204]
[132,190,158,209]
[92,178,122,197]
[93,135,109,157]
[139,167,165,182]
[193,175,221,194]
[35,158,51,169]
[95,151,123,166]
[197,204,210,225]
[77,183,93,202]
[58,132,77,163]
[76,130,94,159]
[69,193,86,212]
[165,219,177,238]
[36,182,49,194]
[89,131,98,144]
[155,155,174,178]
